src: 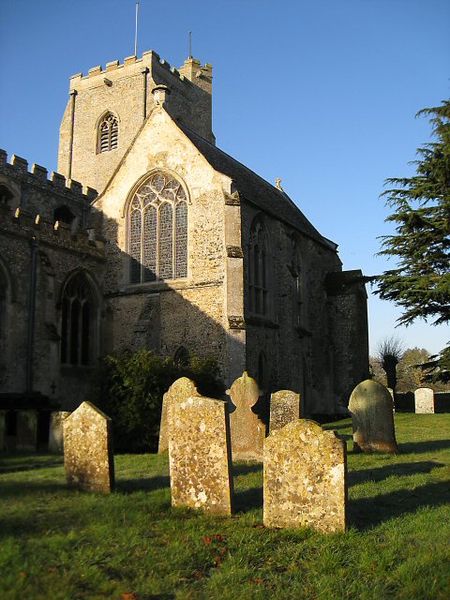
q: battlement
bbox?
[0,149,97,202]
[69,50,212,94]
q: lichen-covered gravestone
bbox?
[158,377,200,453]
[16,410,38,451]
[48,411,70,453]
[64,401,114,493]
[415,387,435,414]
[169,394,234,515]
[349,379,398,453]
[227,371,265,461]
[269,390,301,433]
[264,419,347,532]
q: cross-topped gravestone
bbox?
[64,401,114,493]
[349,379,398,453]
[169,394,234,515]
[227,371,265,461]
[269,389,301,433]
[264,419,347,532]
[158,377,200,453]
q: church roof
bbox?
[178,123,337,249]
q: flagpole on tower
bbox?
[134,1,140,57]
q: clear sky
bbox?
[0,0,449,355]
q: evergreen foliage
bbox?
[90,350,225,452]
[376,99,450,380]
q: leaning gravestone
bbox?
[349,379,398,453]
[158,377,200,453]
[48,411,70,453]
[264,419,347,532]
[415,387,435,414]
[270,390,301,433]
[16,410,38,451]
[64,401,114,493]
[169,394,233,515]
[227,371,265,461]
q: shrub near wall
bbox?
[90,350,225,452]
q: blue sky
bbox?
[0,0,449,355]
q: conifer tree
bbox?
[376,100,450,380]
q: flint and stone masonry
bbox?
[169,394,234,515]
[349,379,398,453]
[64,401,114,493]
[414,387,435,414]
[158,377,200,453]
[269,389,301,433]
[264,419,347,532]
[227,371,265,461]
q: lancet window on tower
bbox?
[248,217,270,316]
[60,272,98,366]
[128,172,188,283]
[98,113,118,153]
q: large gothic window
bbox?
[98,112,118,153]
[291,242,303,328]
[248,217,269,316]
[60,272,98,366]
[128,172,188,283]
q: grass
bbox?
[0,414,449,600]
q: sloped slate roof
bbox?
[178,122,337,249]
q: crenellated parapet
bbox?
[0,148,97,203]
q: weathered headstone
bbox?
[64,401,114,493]
[48,411,70,453]
[227,371,265,461]
[415,387,435,414]
[158,377,200,453]
[270,389,301,433]
[264,419,347,532]
[0,410,5,451]
[349,379,398,453]
[169,394,234,515]
[16,410,38,451]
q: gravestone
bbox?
[349,379,398,453]
[227,371,265,461]
[264,419,347,532]
[158,377,200,453]
[49,411,70,453]
[415,387,435,414]
[270,389,301,433]
[0,410,5,451]
[64,401,114,493]
[169,394,233,515]
[16,410,38,451]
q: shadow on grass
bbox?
[349,479,450,530]
[117,475,170,493]
[234,486,263,513]
[349,461,446,486]
[399,439,450,454]
[0,455,63,474]
[233,463,262,477]
[0,479,66,500]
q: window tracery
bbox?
[98,113,118,153]
[248,217,269,316]
[60,272,97,366]
[128,172,188,283]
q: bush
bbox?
[90,350,225,452]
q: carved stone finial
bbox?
[275,178,284,191]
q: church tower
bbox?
[57,51,213,194]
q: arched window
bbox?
[54,205,75,225]
[0,184,14,207]
[248,217,269,315]
[98,112,118,153]
[60,272,98,366]
[291,242,303,327]
[128,171,188,283]
[174,346,190,368]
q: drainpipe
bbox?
[26,237,38,393]
[67,89,77,180]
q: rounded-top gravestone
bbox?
[349,379,398,454]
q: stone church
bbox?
[0,50,369,415]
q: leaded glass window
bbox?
[60,272,97,366]
[98,113,118,153]
[128,172,188,283]
[248,217,269,316]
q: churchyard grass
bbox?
[0,414,449,600]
